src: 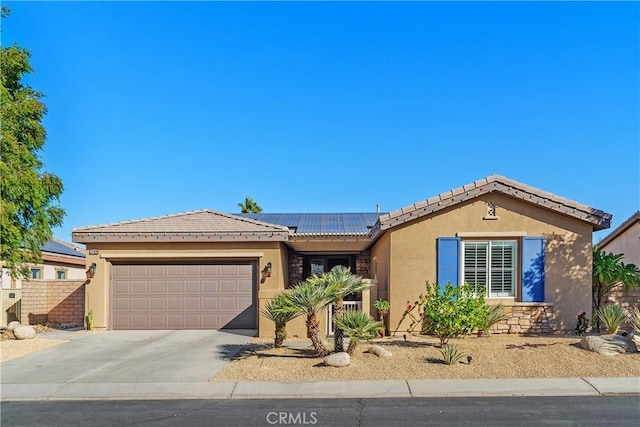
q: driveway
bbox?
[1,329,254,400]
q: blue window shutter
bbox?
[437,237,460,286]
[522,237,545,302]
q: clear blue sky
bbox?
[4,1,639,243]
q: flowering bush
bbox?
[574,311,589,336]
[421,281,488,346]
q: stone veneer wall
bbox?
[605,284,640,330]
[490,303,556,334]
[288,252,304,287]
[20,280,86,327]
[356,251,371,278]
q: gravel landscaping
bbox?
[0,337,68,362]
[212,334,640,382]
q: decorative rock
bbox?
[629,332,640,347]
[368,345,392,358]
[13,325,36,340]
[7,321,21,331]
[579,334,638,356]
[323,352,351,367]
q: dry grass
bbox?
[212,334,640,382]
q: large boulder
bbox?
[629,331,640,347]
[323,352,351,367]
[367,345,392,358]
[7,321,20,331]
[13,325,37,340]
[579,334,638,356]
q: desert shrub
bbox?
[595,305,627,334]
[476,304,509,337]
[333,311,382,356]
[630,307,640,335]
[439,344,465,365]
[574,311,589,336]
[422,282,487,346]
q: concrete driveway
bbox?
[1,329,254,400]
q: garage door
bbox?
[111,262,256,330]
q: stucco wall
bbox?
[382,192,593,333]
[83,241,289,337]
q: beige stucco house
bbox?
[596,211,640,312]
[72,175,611,337]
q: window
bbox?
[56,270,67,280]
[463,240,516,297]
[31,268,42,280]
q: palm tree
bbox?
[287,276,339,357]
[592,247,640,332]
[325,266,371,353]
[262,292,301,348]
[238,196,262,213]
[332,311,382,356]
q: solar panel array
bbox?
[42,240,85,258]
[240,213,383,234]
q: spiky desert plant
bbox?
[439,344,465,365]
[324,266,371,353]
[262,292,301,348]
[595,305,627,334]
[630,307,640,335]
[476,304,509,337]
[332,311,382,356]
[287,276,339,357]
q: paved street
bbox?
[2,396,639,427]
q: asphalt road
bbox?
[2,396,639,426]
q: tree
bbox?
[592,246,640,332]
[0,7,65,278]
[324,265,370,353]
[286,276,339,357]
[262,292,301,348]
[238,196,262,213]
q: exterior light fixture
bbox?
[260,262,272,284]
[87,263,97,279]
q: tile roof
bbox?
[375,174,612,233]
[240,213,381,235]
[597,210,640,250]
[42,238,85,258]
[72,210,290,243]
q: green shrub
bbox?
[86,310,94,331]
[630,307,640,335]
[333,311,382,356]
[476,304,509,336]
[422,282,488,346]
[574,311,589,336]
[595,305,627,334]
[439,344,465,365]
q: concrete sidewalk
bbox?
[2,377,638,401]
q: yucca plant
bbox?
[476,304,509,337]
[262,292,301,348]
[439,343,465,365]
[629,307,640,335]
[595,305,627,334]
[287,277,339,357]
[332,311,382,356]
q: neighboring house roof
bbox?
[240,213,382,235]
[373,174,611,235]
[42,238,85,258]
[72,210,290,243]
[597,210,640,250]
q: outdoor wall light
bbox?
[260,262,272,284]
[87,263,97,279]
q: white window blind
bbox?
[463,240,516,297]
